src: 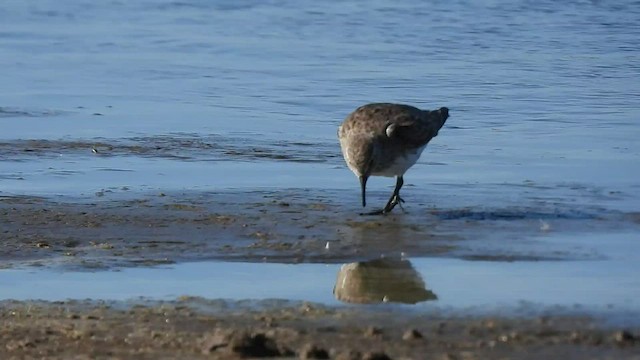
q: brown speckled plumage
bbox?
[338,103,449,215]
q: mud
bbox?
[1,299,638,359]
[2,190,635,270]
[2,190,639,359]
[0,191,458,270]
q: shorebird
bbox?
[338,103,449,215]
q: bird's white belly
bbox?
[373,145,426,177]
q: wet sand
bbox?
[2,299,639,359]
[2,192,640,358]
[3,190,636,270]
[0,191,459,269]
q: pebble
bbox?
[201,330,292,357]
[614,330,635,345]
[335,350,362,360]
[364,326,383,337]
[299,343,329,359]
[402,329,423,341]
[362,351,392,360]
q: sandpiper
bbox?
[338,103,449,215]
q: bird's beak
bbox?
[359,175,368,207]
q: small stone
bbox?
[467,325,480,336]
[362,351,392,360]
[483,320,495,330]
[569,331,582,343]
[67,330,84,340]
[228,332,292,357]
[335,350,362,360]
[402,329,423,341]
[201,330,231,354]
[299,343,329,359]
[440,353,458,360]
[364,326,383,337]
[613,330,635,345]
[508,331,521,341]
[5,339,35,351]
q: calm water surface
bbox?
[1,0,638,194]
[2,232,639,325]
[1,0,639,310]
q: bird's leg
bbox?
[382,176,405,213]
[361,176,405,216]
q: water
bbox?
[0,0,638,204]
[2,232,639,323]
[1,0,639,312]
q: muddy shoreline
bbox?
[2,192,640,358]
[2,191,636,270]
[2,299,639,359]
[0,191,456,270]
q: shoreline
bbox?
[2,299,638,359]
[2,191,636,270]
[2,191,639,358]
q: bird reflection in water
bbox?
[333,258,437,304]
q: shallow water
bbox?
[2,232,639,324]
[1,0,639,314]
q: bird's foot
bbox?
[360,195,406,216]
[393,195,406,212]
[383,194,405,213]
